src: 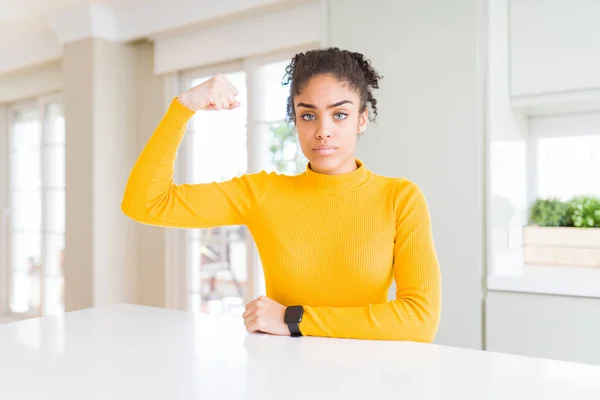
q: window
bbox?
[487,110,600,297]
[3,97,65,318]
[536,135,600,201]
[175,51,309,317]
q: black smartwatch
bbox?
[284,305,304,337]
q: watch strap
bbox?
[288,322,302,337]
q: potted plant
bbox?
[524,196,600,267]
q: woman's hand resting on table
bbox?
[243,296,290,336]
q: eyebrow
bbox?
[296,100,353,109]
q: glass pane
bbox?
[256,60,292,122]
[45,234,65,276]
[538,136,600,200]
[44,145,65,188]
[257,122,307,175]
[10,272,40,314]
[11,232,42,273]
[189,237,202,293]
[254,59,308,175]
[490,140,528,223]
[45,189,65,234]
[188,226,248,317]
[10,189,42,231]
[10,149,41,189]
[10,108,41,150]
[44,102,65,145]
[44,275,65,316]
[188,71,248,183]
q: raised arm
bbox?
[122,74,273,228]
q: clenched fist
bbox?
[177,73,241,112]
[243,296,290,336]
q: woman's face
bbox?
[294,74,368,175]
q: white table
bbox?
[1,304,599,399]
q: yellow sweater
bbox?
[122,98,442,342]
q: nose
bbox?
[315,121,333,139]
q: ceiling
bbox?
[0,0,296,74]
[0,0,149,45]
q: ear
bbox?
[358,109,369,134]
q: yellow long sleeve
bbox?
[121,98,274,228]
[123,98,442,342]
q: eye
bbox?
[301,113,316,121]
[334,112,348,120]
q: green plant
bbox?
[565,196,600,228]
[268,122,307,174]
[529,198,569,227]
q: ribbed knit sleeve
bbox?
[121,98,274,228]
[299,182,442,342]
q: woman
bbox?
[122,47,441,342]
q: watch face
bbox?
[285,306,303,324]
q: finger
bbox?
[226,101,241,110]
[246,320,261,333]
[243,303,258,317]
[244,313,258,327]
[211,93,224,110]
[205,95,218,111]
[225,79,239,96]
[245,297,261,310]
[218,90,232,110]
[242,306,256,319]
[227,92,236,106]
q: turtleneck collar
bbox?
[303,159,373,193]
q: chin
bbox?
[309,156,343,174]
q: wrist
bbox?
[176,92,199,112]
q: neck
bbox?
[303,159,373,193]
[309,159,358,175]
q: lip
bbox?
[312,146,337,155]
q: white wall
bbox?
[0,61,62,104]
[134,41,169,308]
[92,39,138,306]
[0,105,7,315]
[63,39,95,310]
[153,1,321,74]
[531,111,600,139]
[486,291,600,365]
[63,38,138,310]
[327,0,486,349]
[510,0,600,97]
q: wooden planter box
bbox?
[523,226,600,267]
